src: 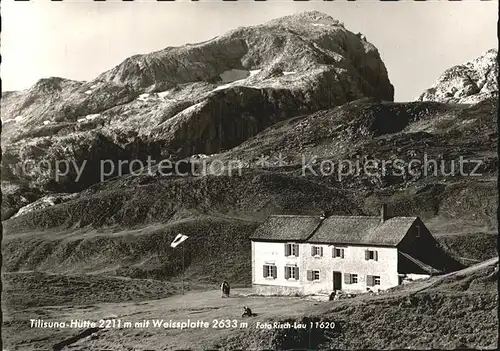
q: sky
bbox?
[2,0,498,101]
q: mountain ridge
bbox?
[1,11,395,215]
[418,48,498,104]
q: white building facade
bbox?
[250,208,462,296]
[252,241,399,295]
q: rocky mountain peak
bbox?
[1,11,396,202]
[265,11,343,27]
[418,49,498,104]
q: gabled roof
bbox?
[251,214,419,247]
[309,216,418,246]
[250,215,323,241]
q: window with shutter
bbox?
[307,270,313,281]
[312,270,320,281]
[286,243,299,257]
[312,246,323,257]
[286,266,299,280]
[334,248,345,259]
[366,250,377,261]
[288,244,298,256]
[263,265,276,279]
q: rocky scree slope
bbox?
[1,11,393,217]
[418,49,498,104]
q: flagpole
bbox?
[171,233,188,296]
[182,243,185,295]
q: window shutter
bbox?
[367,275,374,287]
[332,247,336,258]
[320,247,323,257]
[374,251,378,261]
[295,244,299,256]
[296,267,299,280]
[307,270,313,281]
[365,250,369,260]
[263,265,267,278]
[311,246,315,256]
[344,273,351,284]
[285,244,290,256]
[341,249,345,258]
[272,266,277,279]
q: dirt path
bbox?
[3,289,323,350]
[3,258,497,350]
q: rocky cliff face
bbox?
[418,49,498,104]
[2,11,393,148]
[1,11,394,213]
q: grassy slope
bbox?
[2,259,497,350]
[2,98,497,281]
[219,259,499,350]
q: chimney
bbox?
[380,204,388,223]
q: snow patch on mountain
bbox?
[220,69,250,83]
[138,93,150,101]
[77,113,102,123]
[158,91,171,98]
[249,69,261,77]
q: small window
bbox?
[366,275,381,287]
[285,243,299,257]
[285,266,299,280]
[333,247,345,259]
[263,265,277,279]
[416,225,421,238]
[344,273,358,284]
[365,250,378,261]
[312,270,320,281]
[311,246,323,257]
[307,270,320,281]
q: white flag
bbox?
[171,234,189,248]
